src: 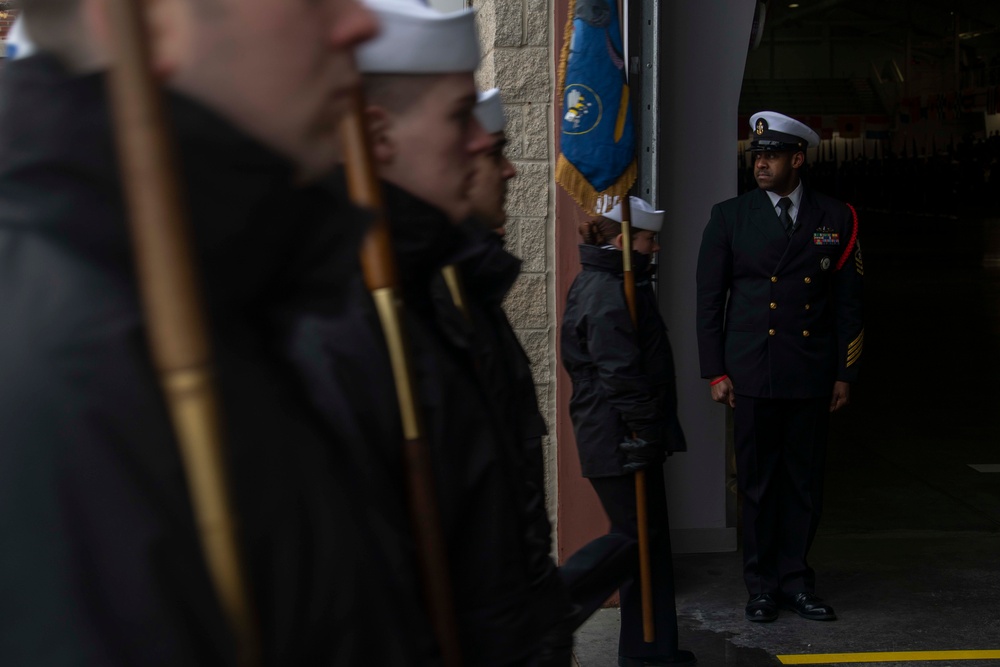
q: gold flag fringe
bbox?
[556,154,637,217]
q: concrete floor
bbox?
[572,214,1000,666]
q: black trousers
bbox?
[734,396,830,597]
[585,468,679,659]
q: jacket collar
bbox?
[455,219,522,305]
[747,185,828,272]
[361,182,527,313]
[0,54,366,309]
[747,187,788,246]
[777,185,826,271]
[578,243,653,279]
[380,182,481,305]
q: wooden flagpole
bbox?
[619,196,656,643]
[340,88,464,667]
[103,1,260,664]
[618,0,655,643]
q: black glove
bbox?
[618,435,664,473]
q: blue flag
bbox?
[556,0,636,215]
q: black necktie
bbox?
[778,197,793,237]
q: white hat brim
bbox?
[358,2,479,74]
[474,88,505,134]
[604,196,664,233]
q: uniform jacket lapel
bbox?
[747,188,795,277]
[748,188,788,247]
[775,185,826,273]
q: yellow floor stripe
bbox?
[778,650,1000,664]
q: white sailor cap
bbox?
[5,16,36,60]
[357,0,479,74]
[604,196,664,233]
[748,111,820,152]
[474,88,505,134]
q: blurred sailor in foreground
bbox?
[462,85,577,660]
[278,0,575,663]
[0,0,433,664]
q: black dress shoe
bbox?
[781,592,837,621]
[745,593,778,622]
[618,649,697,666]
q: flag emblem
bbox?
[563,85,602,135]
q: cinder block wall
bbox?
[473,0,560,537]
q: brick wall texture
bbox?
[0,6,19,42]
[472,0,559,536]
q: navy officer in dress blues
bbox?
[696,111,864,624]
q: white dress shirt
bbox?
[765,181,804,227]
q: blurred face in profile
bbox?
[161,0,379,181]
[369,72,493,223]
[467,132,517,233]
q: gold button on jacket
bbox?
[768,329,776,336]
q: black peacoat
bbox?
[0,55,422,666]
[280,183,572,666]
[561,245,686,478]
[435,221,559,600]
[696,187,864,398]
